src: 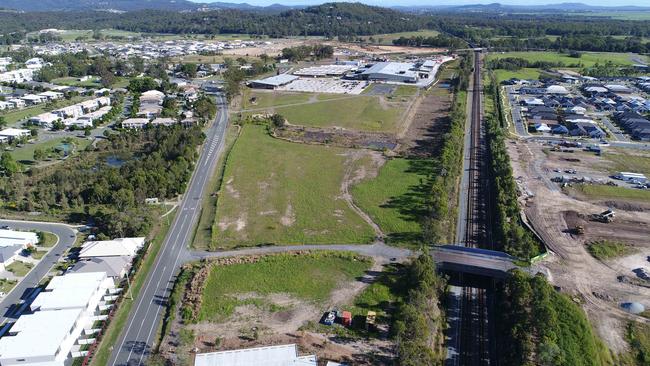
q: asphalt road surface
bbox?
[108,94,229,366]
[0,219,77,325]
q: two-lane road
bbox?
[0,219,77,325]
[108,94,229,366]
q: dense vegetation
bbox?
[0,126,204,238]
[485,72,541,259]
[486,57,583,71]
[280,44,333,62]
[392,34,466,50]
[2,3,650,54]
[496,270,612,366]
[394,254,446,365]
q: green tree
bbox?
[193,96,217,122]
[0,152,19,176]
[180,63,198,78]
[33,148,45,161]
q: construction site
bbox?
[508,137,650,351]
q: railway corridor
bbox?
[449,50,496,366]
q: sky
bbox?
[193,0,650,6]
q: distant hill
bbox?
[394,2,650,13]
[0,0,304,12]
[0,0,197,12]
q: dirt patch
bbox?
[340,150,385,238]
[273,125,398,151]
[397,77,453,158]
[509,139,650,354]
[224,178,240,199]
[280,203,295,227]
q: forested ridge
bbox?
[2,3,650,52]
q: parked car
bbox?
[323,311,336,326]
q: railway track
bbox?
[458,49,494,366]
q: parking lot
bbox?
[278,78,369,94]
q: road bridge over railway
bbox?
[432,245,522,279]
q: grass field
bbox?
[603,151,650,177]
[10,137,92,166]
[197,252,372,322]
[211,125,375,249]
[6,261,33,277]
[586,240,635,260]
[273,95,407,133]
[493,68,542,82]
[0,278,17,294]
[486,51,636,67]
[242,90,313,110]
[39,232,58,247]
[361,30,440,45]
[352,158,431,245]
[569,185,650,203]
[193,125,241,250]
[31,251,46,260]
[89,208,177,366]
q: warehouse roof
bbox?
[362,62,415,77]
[250,74,299,87]
[195,344,317,366]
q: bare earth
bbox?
[508,139,650,353]
[165,258,396,365]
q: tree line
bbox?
[496,270,612,365]
[392,34,466,50]
[485,73,541,259]
[394,254,446,365]
[280,44,333,62]
[0,126,205,238]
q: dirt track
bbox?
[509,139,650,353]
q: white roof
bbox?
[0,128,30,137]
[79,237,145,258]
[362,62,417,78]
[0,229,38,247]
[585,86,608,93]
[141,90,165,99]
[251,74,299,87]
[0,308,82,360]
[195,344,317,366]
[546,85,569,94]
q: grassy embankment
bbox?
[211,124,375,249]
[586,240,636,260]
[89,208,177,366]
[197,252,372,322]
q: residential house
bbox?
[0,272,116,366]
